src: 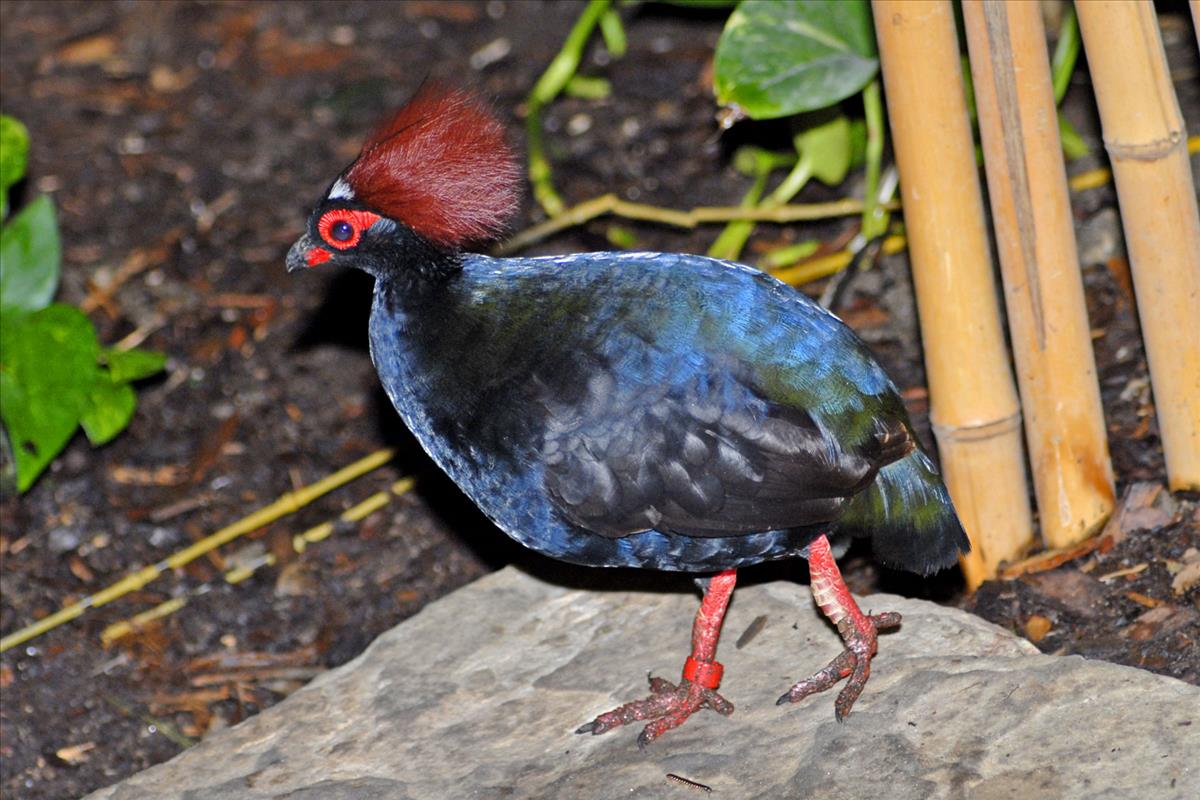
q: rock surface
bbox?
[88,567,1198,800]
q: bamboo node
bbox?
[930,410,1023,443]
[1104,131,1185,162]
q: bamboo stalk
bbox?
[873,0,1034,587]
[1192,2,1200,52]
[962,1,1115,548]
[1076,1,1200,490]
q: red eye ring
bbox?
[317,209,382,250]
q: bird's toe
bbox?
[578,675,733,745]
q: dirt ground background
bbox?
[1,2,1197,798]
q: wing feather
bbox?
[540,365,907,539]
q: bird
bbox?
[286,85,970,747]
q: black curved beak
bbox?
[286,233,324,273]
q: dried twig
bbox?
[0,450,396,653]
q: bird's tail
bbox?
[838,449,970,575]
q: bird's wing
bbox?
[538,362,911,539]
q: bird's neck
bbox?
[368,266,495,413]
[371,238,464,293]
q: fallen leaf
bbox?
[275,560,318,597]
[1024,615,1053,643]
[1124,591,1161,609]
[1098,563,1148,582]
[55,35,117,65]
[1171,548,1200,596]
[1105,255,1135,305]
[999,535,1109,579]
[1026,570,1108,616]
[149,64,196,93]
[839,303,890,329]
[55,741,97,764]
[68,555,96,583]
[1122,605,1198,641]
[108,463,187,486]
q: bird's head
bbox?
[286,85,520,282]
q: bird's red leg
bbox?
[577,569,737,747]
[777,534,901,719]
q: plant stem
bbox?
[861,79,888,240]
[708,151,814,260]
[525,0,613,217]
[707,172,769,259]
[495,195,897,255]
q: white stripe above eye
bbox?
[327,177,355,201]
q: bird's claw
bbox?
[576,673,733,747]
[777,610,901,719]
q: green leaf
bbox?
[960,55,977,123]
[714,0,878,120]
[604,224,639,249]
[1058,112,1089,160]
[80,372,136,445]
[564,75,612,100]
[794,113,851,186]
[0,194,60,311]
[104,348,167,383]
[0,304,100,491]
[0,115,30,220]
[1051,3,1080,105]
[731,146,796,177]
[762,239,820,269]
[598,7,627,58]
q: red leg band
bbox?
[682,656,724,689]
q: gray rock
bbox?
[87,567,1199,800]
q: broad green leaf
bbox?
[80,372,136,445]
[794,114,851,186]
[0,115,30,219]
[0,194,60,311]
[0,304,100,491]
[104,348,167,383]
[714,0,878,120]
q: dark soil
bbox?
[1,2,1197,799]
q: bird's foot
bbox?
[576,660,734,747]
[776,610,901,720]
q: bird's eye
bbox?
[317,208,381,250]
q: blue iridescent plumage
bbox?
[367,251,965,573]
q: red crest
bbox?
[344,85,520,250]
